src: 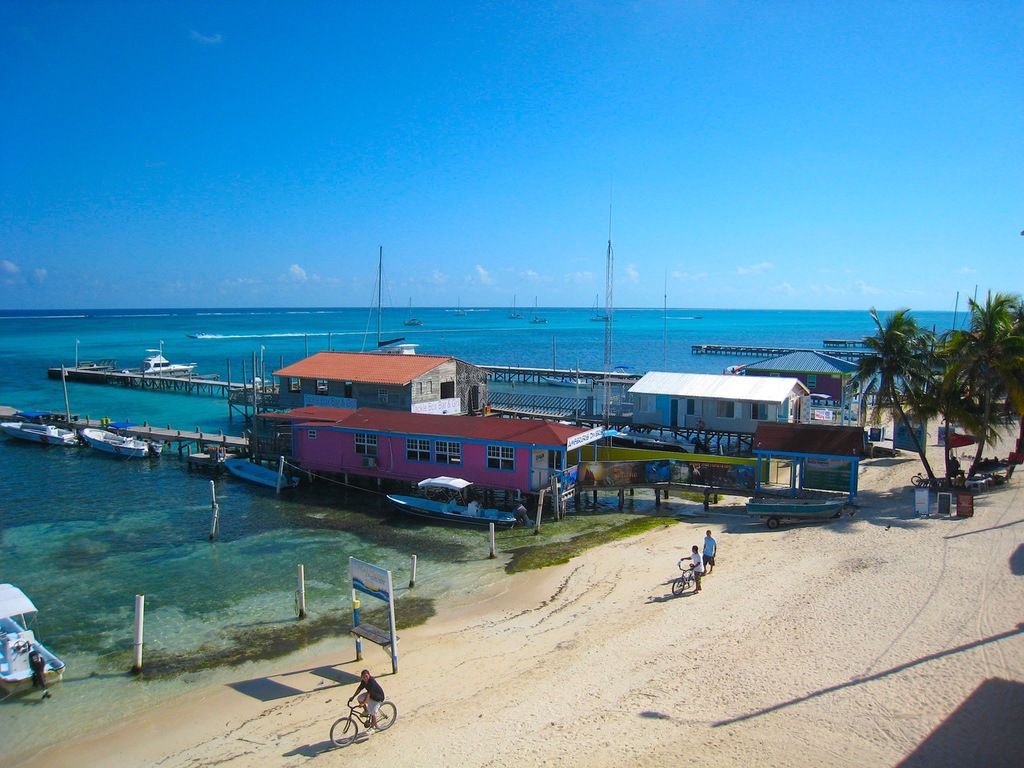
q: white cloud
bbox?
[1,260,19,276]
[671,270,708,281]
[33,268,47,282]
[624,264,640,284]
[735,262,773,275]
[959,266,976,274]
[190,30,222,45]
[474,265,493,285]
[288,264,307,281]
[568,270,595,285]
[426,270,447,285]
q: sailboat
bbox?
[364,247,406,351]
[403,298,424,326]
[529,297,547,324]
[454,298,467,316]
[508,295,524,320]
[590,293,610,322]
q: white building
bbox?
[628,372,809,434]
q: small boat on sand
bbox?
[79,427,162,458]
[1,584,66,695]
[746,497,849,529]
[0,421,78,446]
[224,457,298,489]
[386,477,519,528]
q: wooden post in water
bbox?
[209,480,220,540]
[488,522,496,558]
[534,490,545,535]
[131,595,145,673]
[296,564,307,619]
[409,554,417,588]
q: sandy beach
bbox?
[14,430,1024,768]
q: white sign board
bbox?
[567,427,604,451]
[914,488,930,517]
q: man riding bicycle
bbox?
[349,669,386,732]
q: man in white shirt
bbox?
[689,545,705,593]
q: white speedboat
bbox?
[141,344,196,375]
[224,457,298,489]
[386,477,519,528]
[79,427,162,458]
[0,584,66,695]
[0,421,78,446]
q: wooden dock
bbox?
[48,362,250,397]
[482,365,642,386]
[691,344,868,362]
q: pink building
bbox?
[260,406,604,495]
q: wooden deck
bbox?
[691,344,867,362]
[48,363,249,398]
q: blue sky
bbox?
[2,2,1021,311]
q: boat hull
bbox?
[0,422,77,446]
[224,458,299,489]
[80,428,159,458]
[386,494,517,528]
[747,498,847,528]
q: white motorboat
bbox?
[224,457,299,489]
[0,584,66,695]
[79,427,162,458]
[141,342,196,375]
[386,477,520,528]
[0,421,78,446]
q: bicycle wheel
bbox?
[330,716,359,747]
[911,474,926,487]
[671,576,685,596]
[374,701,398,731]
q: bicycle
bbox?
[671,561,696,596]
[330,700,398,747]
[911,473,951,490]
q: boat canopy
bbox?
[0,584,37,620]
[417,476,473,492]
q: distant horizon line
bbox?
[0,305,960,315]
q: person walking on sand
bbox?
[689,545,705,593]
[703,530,717,575]
[349,669,385,732]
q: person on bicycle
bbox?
[349,669,385,731]
[688,544,705,592]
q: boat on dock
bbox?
[79,427,162,458]
[224,457,298,489]
[746,497,848,529]
[1,583,66,696]
[0,421,78,446]
[141,343,197,375]
[386,477,518,528]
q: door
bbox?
[670,399,679,428]
[531,450,549,491]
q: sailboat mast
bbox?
[376,246,383,347]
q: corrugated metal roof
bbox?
[743,351,858,375]
[629,371,808,402]
[284,406,592,446]
[752,422,863,457]
[274,351,457,385]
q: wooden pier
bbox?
[48,362,246,397]
[691,344,868,362]
[482,365,642,387]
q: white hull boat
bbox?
[386,476,520,528]
[0,421,77,446]
[141,343,196,375]
[224,458,299,489]
[80,427,162,458]
[1,584,66,695]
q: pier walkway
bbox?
[691,344,868,362]
[48,362,247,397]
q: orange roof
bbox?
[279,407,593,446]
[274,351,456,385]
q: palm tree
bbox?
[943,291,1024,475]
[853,308,938,481]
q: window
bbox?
[435,441,461,465]
[716,401,736,418]
[547,452,564,470]
[440,380,455,399]
[307,430,317,440]
[686,399,695,415]
[354,433,378,456]
[751,402,768,420]
[377,388,389,405]
[316,379,328,395]
[807,374,818,389]
[406,438,430,462]
[487,445,515,471]
[290,377,300,392]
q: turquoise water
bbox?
[0,306,955,757]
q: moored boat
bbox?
[386,477,519,528]
[141,342,196,375]
[224,457,299,489]
[0,584,66,696]
[746,497,848,528]
[0,421,77,446]
[79,427,162,458]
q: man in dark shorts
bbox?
[349,669,385,732]
[703,530,717,574]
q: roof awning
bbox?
[417,477,473,492]
[0,584,37,620]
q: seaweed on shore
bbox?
[129,597,435,679]
[504,516,677,574]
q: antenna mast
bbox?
[602,197,615,425]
